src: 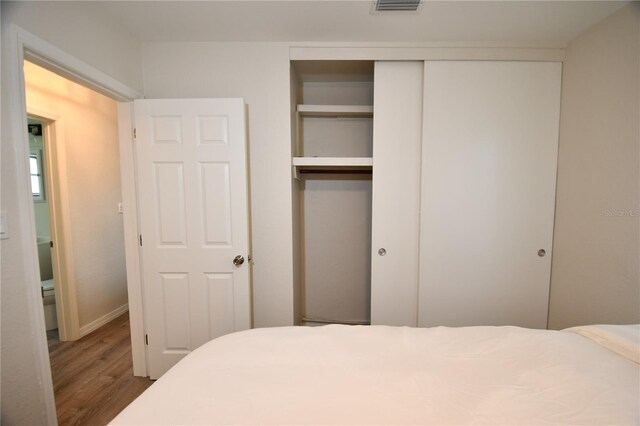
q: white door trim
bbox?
[117,102,148,376]
[289,45,566,62]
[27,108,81,342]
[6,24,144,423]
[5,25,57,426]
[16,24,141,102]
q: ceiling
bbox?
[92,1,629,45]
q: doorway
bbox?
[5,25,146,424]
[24,59,130,340]
[22,60,150,423]
[27,117,59,334]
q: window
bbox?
[30,150,45,201]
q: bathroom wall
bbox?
[33,200,51,238]
[24,61,129,330]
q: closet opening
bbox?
[290,60,374,326]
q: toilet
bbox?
[42,279,58,331]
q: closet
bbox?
[291,59,561,329]
[291,61,375,325]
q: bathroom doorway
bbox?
[23,59,144,423]
[24,60,130,343]
[25,106,80,342]
[27,117,60,336]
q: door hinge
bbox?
[145,334,149,345]
[139,234,143,246]
[133,128,137,139]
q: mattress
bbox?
[112,324,639,425]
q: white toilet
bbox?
[42,279,58,331]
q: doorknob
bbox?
[233,255,245,266]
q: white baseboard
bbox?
[79,303,129,337]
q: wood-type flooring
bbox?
[47,313,153,425]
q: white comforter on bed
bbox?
[112,325,639,425]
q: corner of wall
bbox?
[549,3,640,329]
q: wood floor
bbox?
[47,313,153,426]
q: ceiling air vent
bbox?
[375,0,421,12]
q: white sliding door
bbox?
[371,61,424,326]
[135,99,251,378]
[419,61,561,328]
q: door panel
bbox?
[371,61,424,326]
[201,162,232,245]
[160,273,190,350]
[154,162,187,245]
[419,61,561,328]
[135,99,250,378]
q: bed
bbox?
[112,324,639,425]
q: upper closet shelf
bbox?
[297,104,373,118]
[293,157,373,168]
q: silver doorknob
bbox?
[378,248,386,256]
[233,255,245,266]
[538,249,546,257]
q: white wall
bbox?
[1,1,143,93]
[549,4,640,329]
[1,3,142,423]
[24,61,129,328]
[33,201,51,239]
[142,42,294,327]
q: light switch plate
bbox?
[0,210,9,240]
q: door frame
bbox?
[117,102,148,377]
[6,24,145,421]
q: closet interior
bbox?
[290,60,374,326]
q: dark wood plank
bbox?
[48,313,153,426]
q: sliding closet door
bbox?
[371,61,423,326]
[419,61,561,329]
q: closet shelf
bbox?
[297,104,373,118]
[293,157,373,177]
[293,157,373,168]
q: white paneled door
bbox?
[419,61,562,328]
[134,99,251,378]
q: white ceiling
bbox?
[94,1,628,45]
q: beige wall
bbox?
[24,61,129,328]
[142,42,295,327]
[549,4,640,329]
[1,2,141,423]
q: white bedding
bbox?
[112,325,639,425]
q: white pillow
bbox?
[564,324,640,364]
